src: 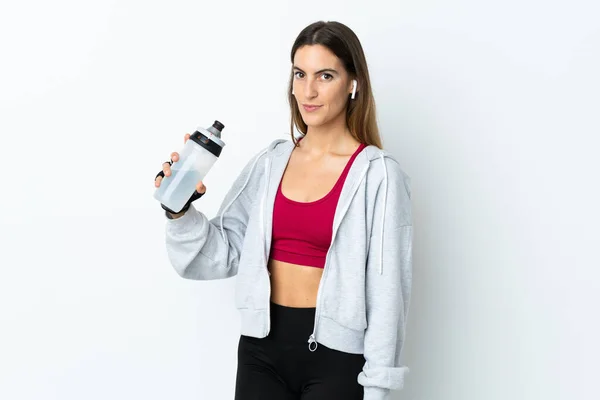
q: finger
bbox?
[196,181,206,194]
[155,175,163,187]
[171,152,179,162]
[184,133,190,143]
[162,163,171,177]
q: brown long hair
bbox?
[288,21,383,149]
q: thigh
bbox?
[300,378,364,400]
[234,335,297,400]
[299,344,365,400]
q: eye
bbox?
[321,73,333,81]
[294,71,305,79]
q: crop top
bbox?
[269,141,367,268]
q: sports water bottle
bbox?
[154,120,226,213]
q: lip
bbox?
[302,104,322,112]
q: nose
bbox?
[303,78,318,99]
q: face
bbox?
[292,44,355,129]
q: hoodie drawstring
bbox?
[379,154,388,275]
[219,149,268,242]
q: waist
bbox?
[238,307,366,354]
[268,301,316,342]
[268,258,322,307]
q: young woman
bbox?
[155,21,413,400]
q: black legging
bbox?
[234,302,366,400]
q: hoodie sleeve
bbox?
[358,158,413,400]
[163,148,267,280]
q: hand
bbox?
[154,133,207,195]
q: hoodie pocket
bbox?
[322,288,368,331]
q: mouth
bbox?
[302,104,322,112]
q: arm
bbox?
[358,159,413,400]
[164,149,267,280]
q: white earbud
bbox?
[292,87,295,95]
[351,79,357,99]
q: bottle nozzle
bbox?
[208,120,224,138]
[213,120,224,131]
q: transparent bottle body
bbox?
[154,140,218,212]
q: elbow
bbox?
[173,263,194,279]
[169,252,238,280]
[166,249,203,280]
[170,257,197,279]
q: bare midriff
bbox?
[268,259,323,307]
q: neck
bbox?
[301,112,354,154]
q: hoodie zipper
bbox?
[307,164,370,352]
[262,157,272,336]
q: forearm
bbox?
[165,206,238,280]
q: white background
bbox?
[1,1,599,399]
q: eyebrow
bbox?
[292,66,339,75]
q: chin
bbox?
[304,121,326,130]
[302,115,328,128]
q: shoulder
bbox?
[249,138,293,162]
[226,138,290,202]
[241,138,291,168]
[363,145,411,200]
[235,138,293,187]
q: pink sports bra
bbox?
[269,141,367,268]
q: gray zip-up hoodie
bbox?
[164,138,412,400]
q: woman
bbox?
[155,21,412,400]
